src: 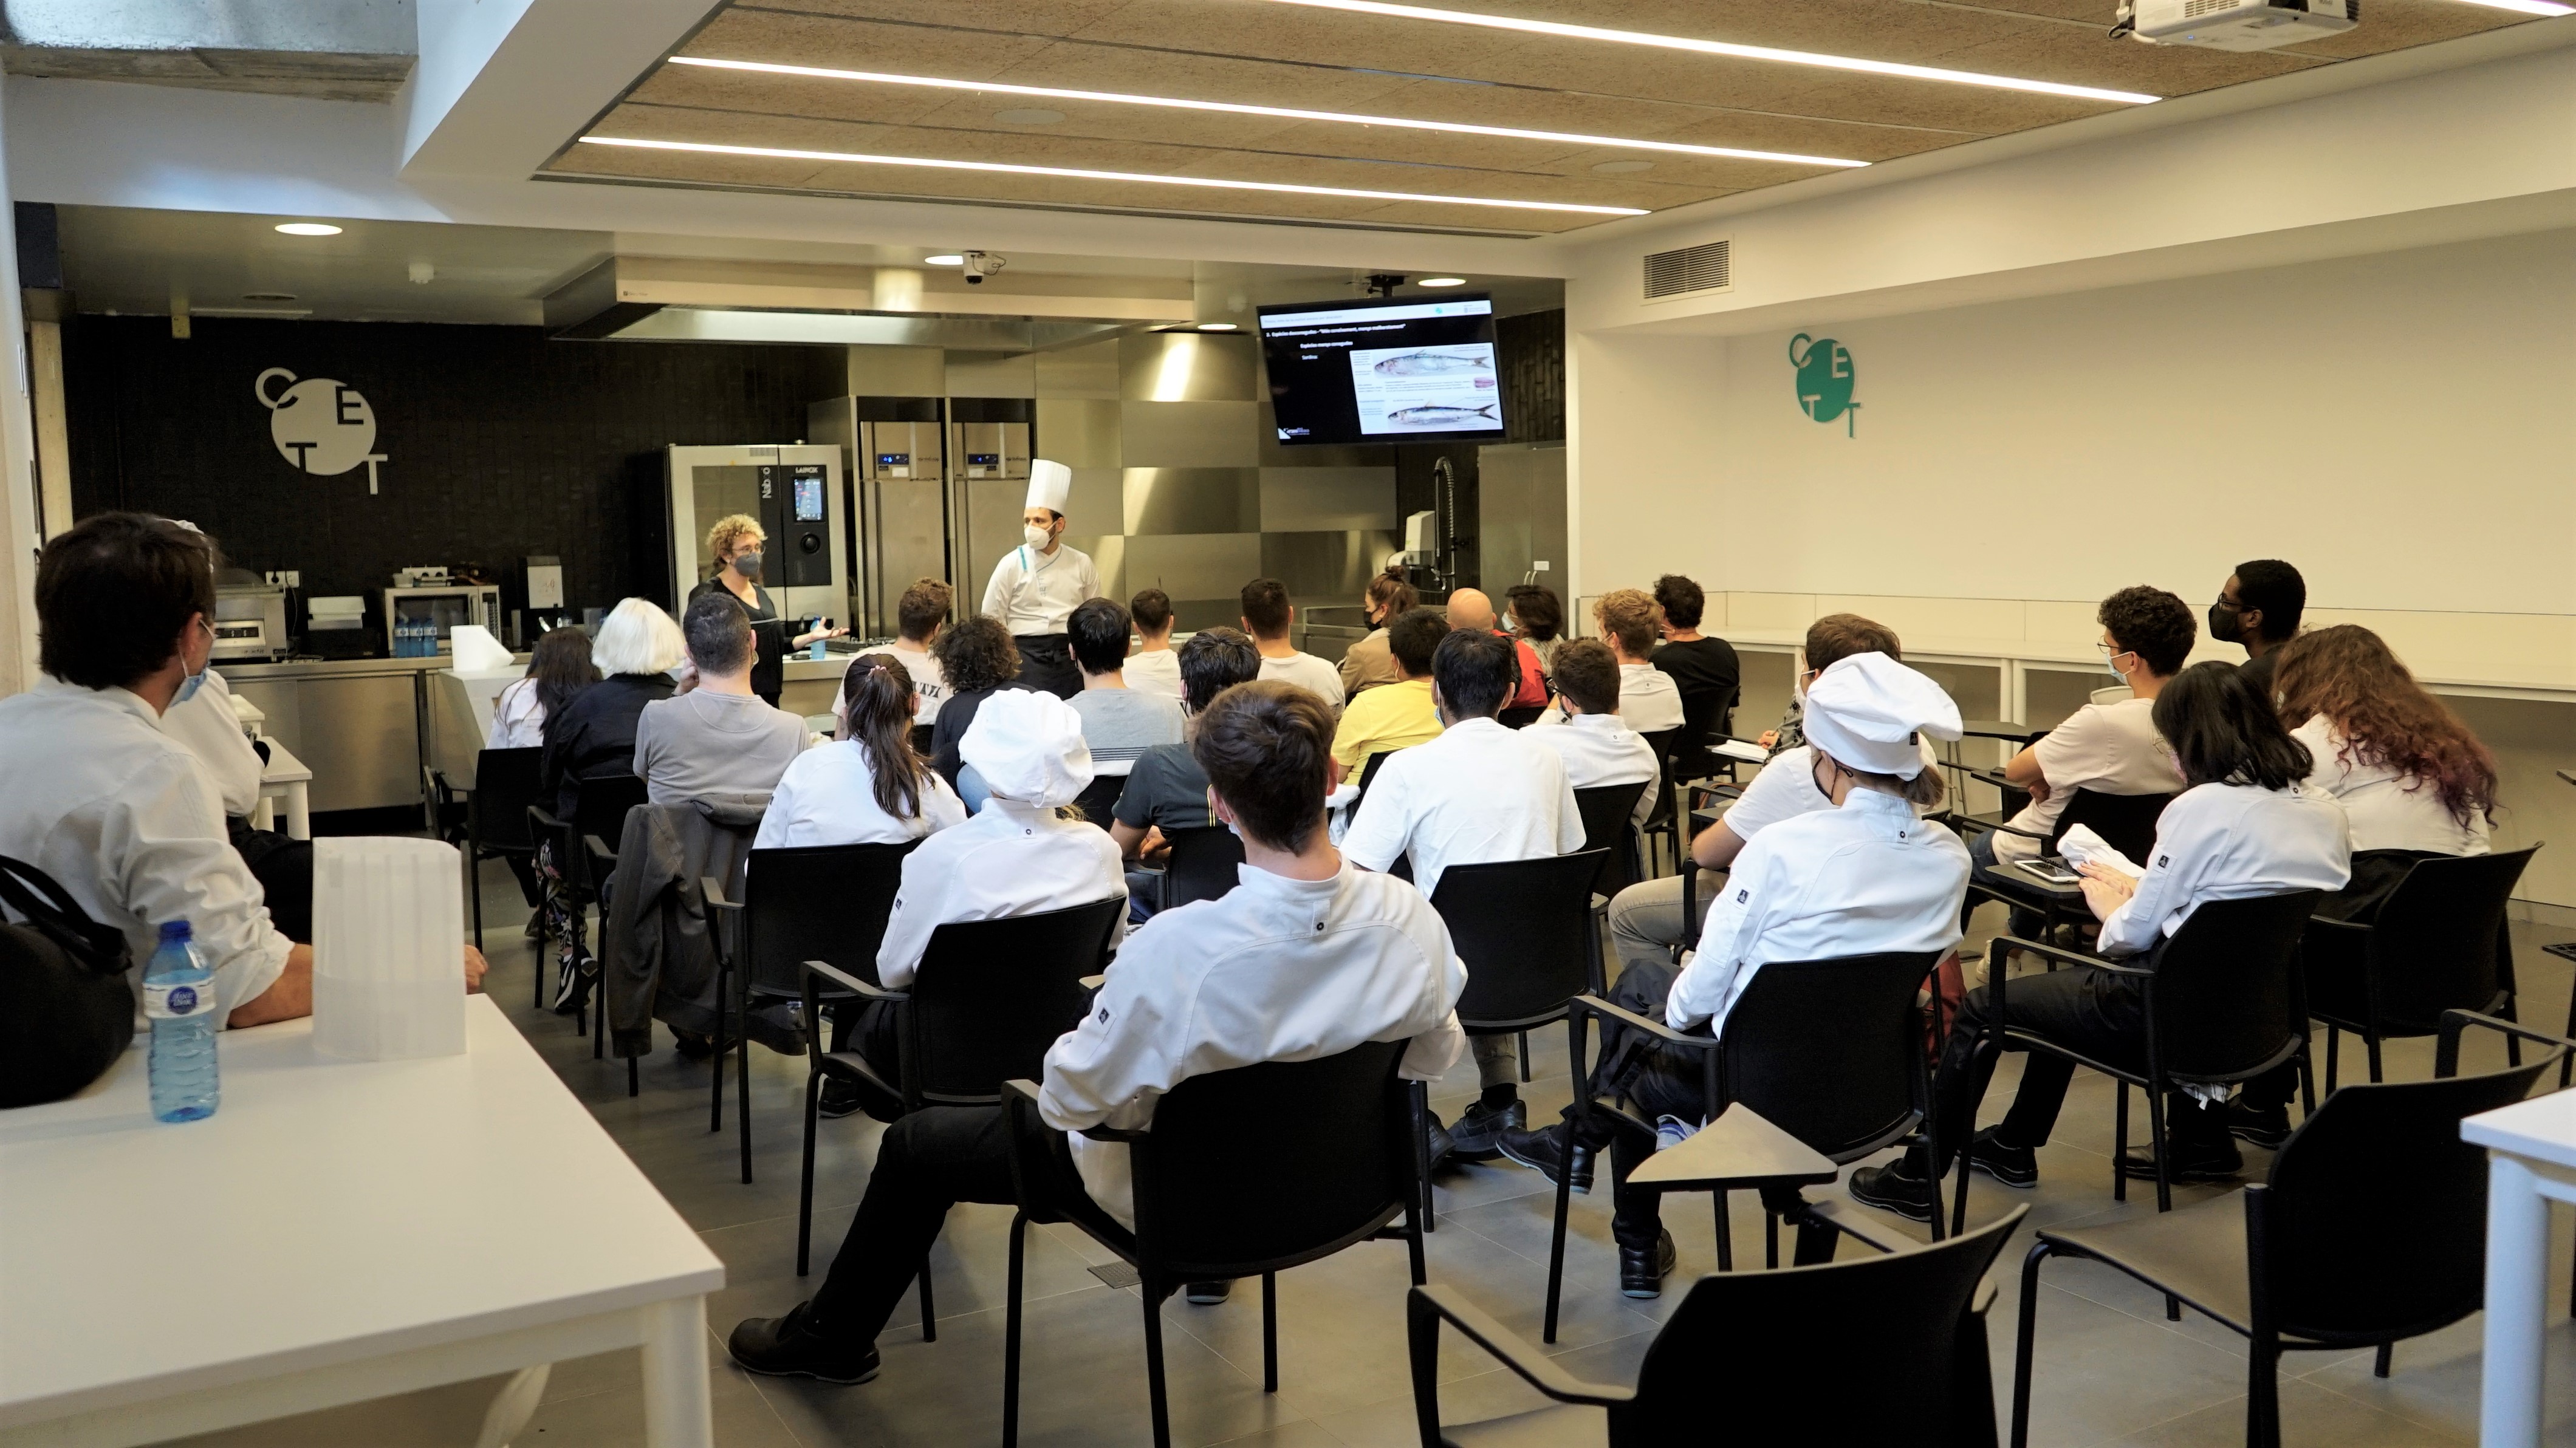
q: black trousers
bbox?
[809,1102,1091,1345]
[1013,634,1081,700]
[229,819,313,944]
[1556,960,1711,1252]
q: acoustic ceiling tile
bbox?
[747,0,1136,38]
[680,10,1052,77]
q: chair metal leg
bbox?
[2112,1081,2130,1204]
[2144,1082,2172,1213]
[1518,1031,1531,1084]
[796,1072,821,1276]
[1408,1081,1436,1237]
[2374,1341,2393,1378]
[2249,1337,2283,1448]
[917,1254,937,1343]
[1261,1272,1279,1393]
[2299,1041,2317,1116]
[710,968,728,1135]
[470,852,485,952]
[2325,1026,2339,1092]
[2365,1032,2383,1084]
[1713,1190,1733,1272]
[626,1052,638,1098]
[1764,1209,1780,1269]
[2010,1241,2051,1448]
[737,988,755,1185]
[1003,1214,1028,1448]
[1543,1158,1572,1344]
[1141,1277,1174,1448]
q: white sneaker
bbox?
[1655,1115,1702,1152]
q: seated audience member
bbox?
[490,626,597,749]
[0,513,483,1031]
[925,614,1026,793]
[1329,606,1450,780]
[1506,584,1566,672]
[1066,598,1187,796]
[1851,661,2350,1218]
[1540,590,1684,734]
[758,654,967,851]
[1241,576,1348,712]
[1501,654,1968,1296]
[156,605,317,945]
[1338,566,1420,698]
[843,578,948,734]
[1649,574,1741,750]
[1123,587,1185,704]
[727,679,1467,1384]
[1110,628,1264,919]
[538,596,683,1012]
[1446,587,1548,711]
[1601,614,1917,980]
[2209,558,2304,697]
[1525,640,1659,827]
[634,593,812,805]
[1342,628,1583,1158]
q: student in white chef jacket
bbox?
[1522,638,1659,828]
[980,459,1101,701]
[1850,660,2350,1224]
[1498,652,1968,1297]
[727,679,1466,1386]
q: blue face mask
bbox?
[173,618,212,706]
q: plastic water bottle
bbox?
[144,920,221,1122]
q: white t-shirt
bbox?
[1126,647,1185,706]
[1259,649,1348,714]
[755,739,968,850]
[834,643,948,733]
[2292,714,2490,857]
[488,675,546,750]
[1340,717,1585,901]
[1995,695,2184,862]
[1718,740,1941,845]
[1526,711,1660,825]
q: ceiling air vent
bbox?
[1642,239,1730,301]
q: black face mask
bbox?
[2207,601,2244,645]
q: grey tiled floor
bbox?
[193,862,2576,1447]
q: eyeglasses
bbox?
[2095,642,2134,664]
[2211,595,2241,612]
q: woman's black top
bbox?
[929,683,1035,790]
[688,576,787,705]
[539,673,674,817]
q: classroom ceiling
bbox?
[543,0,2550,237]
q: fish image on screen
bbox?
[1259,295,1507,446]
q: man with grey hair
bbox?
[633,593,812,805]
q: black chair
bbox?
[1071,771,1126,826]
[1352,748,1395,797]
[1631,727,1685,876]
[1571,781,1649,899]
[529,772,648,1040]
[1951,786,2174,952]
[443,747,542,964]
[2009,1012,2565,1448]
[1541,950,1947,1342]
[2550,774,2576,977]
[1414,1204,2027,1447]
[1157,825,1245,912]
[796,896,1123,1293]
[702,840,919,1185]
[1959,891,2321,1226]
[999,1038,1433,1448]
[1497,705,1546,729]
[909,722,933,754]
[1427,851,1611,1228]
[2304,845,2540,1088]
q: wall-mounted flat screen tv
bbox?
[1258,294,1506,446]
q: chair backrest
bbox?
[1430,852,1611,1028]
[1354,749,1394,795]
[743,839,919,994]
[2363,847,2540,1033]
[470,747,544,852]
[909,722,933,755]
[2049,788,2173,863]
[1496,705,1546,729]
[905,896,1125,1103]
[1637,728,1682,830]
[572,773,649,852]
[1716,951,1944,1163]
[1071,773,1125,827]
[2259,1047,2563,1342]
[1128,1037,1413,1276]
[1160,827,1246,911]
[2143,890,2321,1081]
[1617,1206,2024,1447]
[1571,782,1648,897]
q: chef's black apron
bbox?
[689,578,787,706]
[1013,634,1081,700]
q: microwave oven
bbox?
[383,585,502,657]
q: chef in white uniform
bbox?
[1499,651,1969,1297]
[727,678,1465,1385]
[981,459,1101,700]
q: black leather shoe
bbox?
[1447,1098,1527,1161]
[1497,1123,1594,1195]
[817,1080,865,1120]
[1425,1115,1454,1169]
[2118,1138,2242,1183]
[2226,1100,2293,1151]
[1185,1280,1232,1305]
[1619,1229,1678,1299]
[1847,1161,1939,1224]
[728,1302,880,1385]
[1967,1128,2038,1189]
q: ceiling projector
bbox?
[2119,0,2357,50]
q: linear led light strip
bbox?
[669,55,1869,169]
[1260,0,2163,106]
[577,135,1649,214]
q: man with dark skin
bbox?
[2210,559,2304,696]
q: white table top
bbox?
[2463,1088,2576,1173]
[0,997,722,1430]
[258,737,311,786]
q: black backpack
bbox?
[0,854,138,1108]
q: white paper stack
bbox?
[447,624,515,672]
[311,837,467,1060]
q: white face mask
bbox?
[1023,523,1053,551]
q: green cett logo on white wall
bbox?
[1788,333,1858,437]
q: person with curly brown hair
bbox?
[925,614,1028,793]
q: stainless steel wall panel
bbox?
[1261,530,1402,605]
[1036,338,1121,400]
[1124,467,1260,537]
[1475,443,1566,595]
[1258,467,1397,532]
[948,353,1037,398]
[1119,401,1260,468]
[1119,332,1256,402]
[1066,466,1123,529]
[1120,533,1263,603]
[1036,398,1121,468]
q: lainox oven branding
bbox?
[255,367,389,493]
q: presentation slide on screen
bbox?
[1257,296,1505,445]
[1348,343,1499,435]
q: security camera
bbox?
[961,250,1007,285]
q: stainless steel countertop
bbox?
[222,654,528,681]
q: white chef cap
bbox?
[1799,652,1962,780]
[959,688,1094,807]
[1026,459,1072,516]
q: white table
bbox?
[2463,1088,2576,1447]
[250,739,313,841]
[0,997,724,1447]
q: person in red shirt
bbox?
[1447,588,1549,712]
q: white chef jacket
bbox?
[1994,696,2182,863]
[1125,647,1185,705]
[1715,741,1940,845]
[1259,650,1348,714]
[1038,861,1468,1230]
[158,668,264,818]
[1526,711,1660,826]
[1340,715,1584,901]
[1668,787,1970,1036]
[1530,662,1685,736]
[982,541,1101,636]
[488,675,546,749]
[2094,780,2352,958]
[0,677,292,1018]
[2291,715,2489,857]
[755,741,968,850]
[875,796,1126,989]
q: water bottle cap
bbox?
[158,920,192,942]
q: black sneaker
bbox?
[817,1080,865,1120]
[728,1302,880,1385]
[1185,1280,1232,1305]
[1447,1098,1527,1161]
[1618,1228,1678,1299]
[1966,1128,2038,1189]
[2226,1100,2293,1151]
[1847,1161,1939,1224]
[2117,1138,2242,1183]
[1496,1123,1594,1195]
[550,954,595,1016]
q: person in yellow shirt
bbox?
[1330,607,1450,782]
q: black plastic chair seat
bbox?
[2036,1198,2260,1336]
[1440,1404,1607,1448]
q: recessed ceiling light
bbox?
[580,136,1651,216]
[274,222,343,236]
[1416,277,1467,287]
[1592,160,1653,175]
[1198,322,1239,330]
[1252,0,2162,106]
[923,253,966,265]
[668,56,1868,169]
[993,107,1066,125]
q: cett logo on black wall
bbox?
[255,367,389,493]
